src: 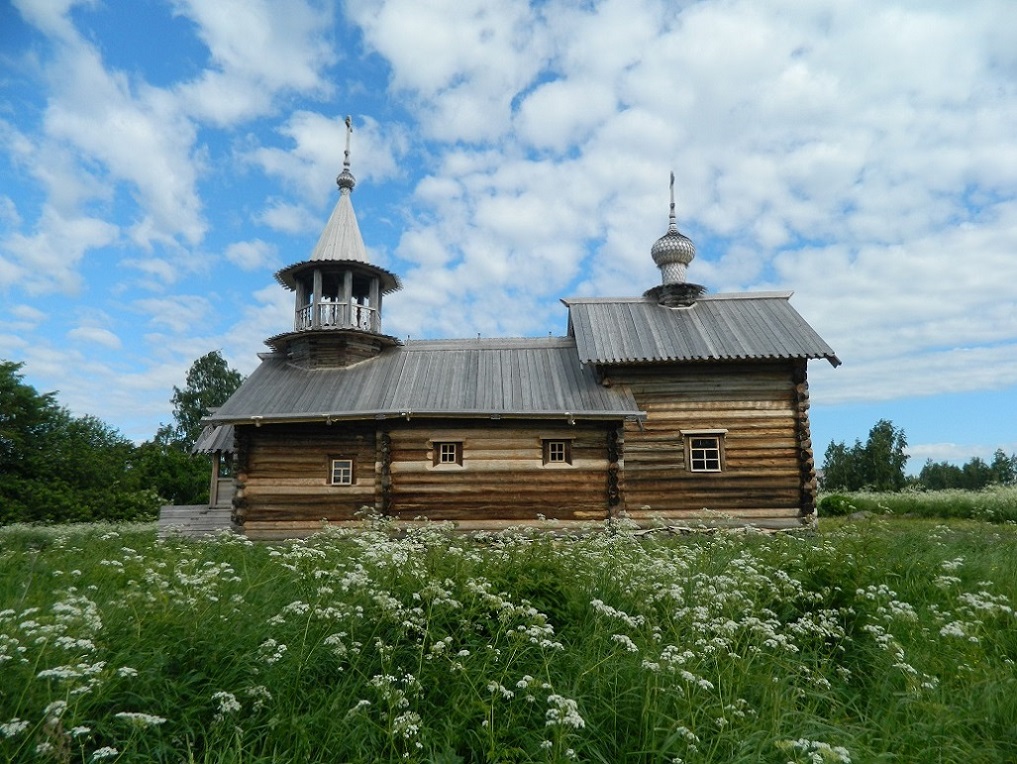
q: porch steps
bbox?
[158,505,235,538]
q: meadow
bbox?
[1,514,1015,763]
[819,485,1017,523]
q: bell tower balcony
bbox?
[295,300,379,333]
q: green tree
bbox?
[861,419,909,491]
[960,457,993,490]
[0,360,62,478]
[170,350,243,446]
[132,424,210,506]
[132,351,244,506]
[821,440,861,492]
[918,459,964,490]
[989,449,1017,486]
[821,419,909,492]
[1,360,159,523]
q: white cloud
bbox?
[255,200,320,235]
[246,112,410,204]
[132,295,213,335]
[1,205,118,294]
[172,0,335,124]
[225,239,277,271]
[48,69,205,246]
[67,325,122,349]
[346,0,551,142]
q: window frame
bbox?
[542,438,573,466]
[680,429,728,473]
[329,457,354,486]
[431,441,463,467]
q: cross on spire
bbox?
[337,115,356,192]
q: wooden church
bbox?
[197,121,839,539]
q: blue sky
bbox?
[2,0,1016,472]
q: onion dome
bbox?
[651,172,696,285]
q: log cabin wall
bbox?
[610,360,810,528]
[386,420,612,528]
[232,419,615,537]
[232,422,378,538]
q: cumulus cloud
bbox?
[347,0,551,142]
[132,295,213,335]
[171,0,336,124]
[255,201,321,235]
[245,112,410,204]
[1,205,118,294]
[225,239,277,271]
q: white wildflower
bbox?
[939,621,969,639]
[0,718,30,738]
[486,681,514,700]
[115,712,167,727]
[90,746,119,761]
[212,691,241,722]
[545,694,585,730]
[44,700,68,719]
[612,633,639,653]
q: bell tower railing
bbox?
[295,301,379,333]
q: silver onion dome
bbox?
[651,172,695,285]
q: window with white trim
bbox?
[681,429,727,473]
[330,458,354,485]
[432,441,463,466]
[542,439,572,465]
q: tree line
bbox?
[821,418,1017,492]
[0,352,242,524]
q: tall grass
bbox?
[819,485,1017,522]
[1,517,1015,763]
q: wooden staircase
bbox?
[158,504,235,538]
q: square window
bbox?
[688,436,722,472]
[542,439,572,465]
[331,458,353,485]
[433,441,463,466]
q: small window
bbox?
[542,439,572,465]
[330,458,354,485]
[432,441,463,466]
[681,430,727,473]
[689,437,721,471]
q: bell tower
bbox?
[266,116,402,368]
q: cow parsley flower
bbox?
[0,718,30,738]
[115,712,167,727]
[545,695,585,730]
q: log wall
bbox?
[608,360,813,528]
[232,420,614,537]
[387,421,612,524]
[232,422,378,537]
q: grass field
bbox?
[819,486,1017,523]
[1,515,1015,763]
